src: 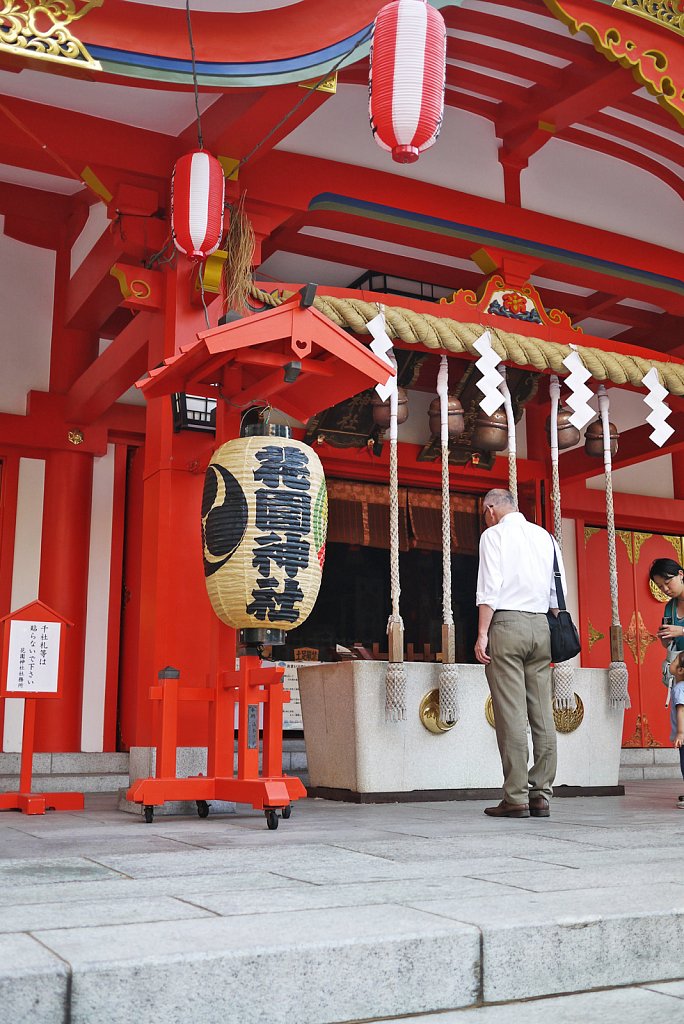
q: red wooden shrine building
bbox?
[0,0,683,758]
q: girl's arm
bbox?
[675,705,684,749]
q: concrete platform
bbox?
[0,780,682,1023]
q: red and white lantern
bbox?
[369,0,447,164]
[171,149,225,260]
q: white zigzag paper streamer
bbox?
[473,331,505,416]
[367,313,396,403]
[561,349,594,429]
[642,366,674,447]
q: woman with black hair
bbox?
[649,556,684,809]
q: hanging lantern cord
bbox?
[598,385,630,709]
[549,375,576,711]
[437,354,459,725]
[237,25,373,171]
[185,0,204,150]
[499,372,518,509]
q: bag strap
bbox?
[551,541,567,612]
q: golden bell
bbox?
[545,403,580,450]
[371,387,408,429]
[428,395,464,439]
[584,418,619,457]
[471,408,509,452]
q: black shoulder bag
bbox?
[547,546,581,663]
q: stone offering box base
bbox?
[298,662,624,802]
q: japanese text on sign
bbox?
[6,621,61,694]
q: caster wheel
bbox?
[281,805,292,820]
[265,809,279,830]
[143,805,154,824]
[196,800,210,819]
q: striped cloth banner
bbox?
[369,0,446,164]
[171,150,225,260]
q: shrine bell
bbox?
[371,387,409,429]
[428,395,464,439]
[471,408,509,452]
[584,419,619,457]
[545,403,581,450]
[201,423,327,646]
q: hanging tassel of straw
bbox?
[549,375,576,711]
[597,385,630,709]
[222,192,255,317]
[436,355,459,726]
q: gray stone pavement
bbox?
[0,780,683,1023]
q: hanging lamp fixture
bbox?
[369,0,447,164]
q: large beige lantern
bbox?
[201,424,327,644]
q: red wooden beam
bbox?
[65,312,153,424]
[559,411,684,485]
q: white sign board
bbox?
[6,621,61,694]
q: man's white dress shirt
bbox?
[476,511,567,612]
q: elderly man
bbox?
[475,488,566,819]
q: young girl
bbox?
[649,558,684,809]
[666,651,684,810]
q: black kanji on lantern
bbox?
[246,444,312,623]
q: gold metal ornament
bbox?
[650,578,669,603]
[0,1,103,72]
[419,689,457,734]
[588,620,605,649]
[553,693,584,733]
[484,694,496,729]
[612,0,684,36]
[67,430,84,445]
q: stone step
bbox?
[619,747,683,781]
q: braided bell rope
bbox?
[548,376,576,711]
[598,386,630,710]
[437,356,459,726]
[380,309,406,724]
[248,287,684,397]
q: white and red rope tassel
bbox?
[171,150,225,260]
[369,0,446,164]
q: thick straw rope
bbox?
[437,355,459,725]
[598,386,630,709]
[548,375,576,711]
[249,287,684,396]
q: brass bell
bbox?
[371,387,408,429]
[471,407,509,452]
[584,418,619,457]
[428,395,465,439]
[545,403,580,450]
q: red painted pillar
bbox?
[672,451,684,501]
[34,239,98,751]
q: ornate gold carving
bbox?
[663,534,683,560]
[298,72,337,94]
[543,0,684,127]
[650,578,669,602]
[631,531,652,564]
[622,713,664,747]
[0,1,103,72]
[588,620,605,650]
[67,429,84,445]
[553,693,584,733]
[613,1,684,36]
[623,610,656,664]
[419,689,457,734]
[617,530,634,562]
[584,526,600,545]
[486,692,585,733]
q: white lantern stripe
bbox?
[369,0,446,164]
[392,1,427,146]
[171,149,225,261]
